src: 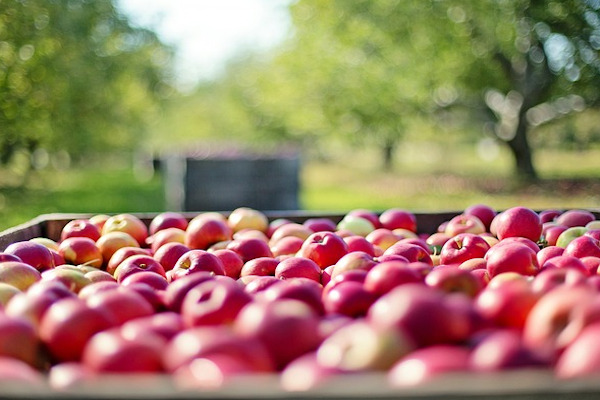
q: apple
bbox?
[425,265,483,297]
[444,214,486,237]
[469,329,548,371]
[29,237,60,252]
[494,236,540,253]
[163,272,216,312]
[364,260,423,296]
[563,235,600,259]
[485,242,539,278]
[536,246,564,267]
[347,209,382,229]
[121,270,169,290]
[0,253,22,263]
[582,256,600,275]
[493,206,542,242]
[172,354,256,390]
[368,284,471,347]
[439,233,490,266]
[0,313,39,367]
[0,283,21,307]
[383,242,432,265]
[106,246,151,276]
[541,255,588,275]
[322,280,377,317]
[48,362,95,391]
[280,352,341,391]
[239,257,279,277]
[298,232,349,270]
[268,218,293,237]
[543,225,568,247]
[101,213,148,246]
[587,221,600,230]
[226,238,273,263]
[425,232,451,255]
[149,211,188,235]
[475,278,540,330]
[531,267,587,294]
[555,322,600,379]
[330,251,377,280]
[82,327,163,373]
[147,227,186,253]
[3,241,54,272]
[0,357,44,385]
[269,223,313,247]
[95,231,139,265]
[60,219,101,242]
[181,278,252,327]
[89,214,110,231]
[41,266,92,294]
[366,229,402,251]
[275,256,321,283]
[343,235,376,257]
[259,278,324,315]
[0,261,42,291]
[234,299,322,370]
[233,229,270,243]
[556,209,596,228]
[458,257,487,272]
[121,311,185,343]
[58,237,103,269]
[153,242,190,273]
[185,215,233,250]
[164,325,274,373]
[228,207,269,234]
[169,250,225,281]
[270,236,305,257]
[113,254,166,283]
[336,215,375,237]
[464,204,497,231]
[39,297,115,362]
[379,208,417,233]
[539,209,563,224]
[84,269,116,283]
[555,226,588,248]
[210,249,244,279]
[85,286,154,326]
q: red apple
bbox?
[379,208,417,233]
[270,236,305,257]
[210,249,244,279]
[149,211,188,235]
[60,219,101,242]
[343,235,376,256]
[298,232,349,270]
[259,278,324,315]
[275,256,321,283]
[563,235,600,259]
[181,278,252,327]
[121,311,185,343]
[170,250,225,281]
[330,251,377,280]
[543,225,568,246]
[383,242,432,265]
[301,218,335,233]
[147,227,186,253]
[0,313,39,366]
[425,265,483,297]
[458,257,487,272]
[364,260,423,296]
[234,299,322,370]
[444,214,486,237]
[113,254,166,283]
[388,345,471,387]
[163,272,216,312]
[101,213,148,247]
[470,329,548,371]
[439,233,490,266]
[556,209,596,228]
[239,257,279,277]
[493,206,542,242]
[153,242,190,273]
[541,255,588,275]
[536,246,564,267]
[106,246,150,276]
[555,322,600,379]
[39,297,115,362]
[58,237,103,269]
[82,327,163,373]
[582,256,600,275]
[531,267,587,294]
[226,238,273,263]
[41,266,92,294]
[121,270,169,290]
[425,232,451,255]
[322,280,377,317]
[0,357,44,385]
[86,286,154,326]
[185,215,233,250]
[464,204,497,231]
[3,241,54,272]
[485,243,539,278]
[539,209,563,224]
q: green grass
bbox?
[1,145,599,232]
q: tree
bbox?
[0,0,173,169]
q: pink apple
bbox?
[470,329,548,371]
[60,219,101,242]
[58,237,103,269]
[270,236,305,257]
[539,209,563,224]
[531,267,587,294]
[270,223,313,245]
[302,218,336,233]
[563,235,600,259]
[298,232,349,270]
[275,256,321,283]
[364,260,423,296]
[536,246,564,267]
[383,242,432,265]
[556,209,596,228]
[485,243,539,277]
[39,297,115,362]
[3,241,55,272]
[259,278,324,315]
[343,235,376,256]
[582,256,600,275]
[113,254,166,283]
[147,227,186,253]
[464,204,497,231]
[322,280,377,317]
[105,246,150,276]
[181,278,252,327]
[555,322,600,379]
[379,208,417,233]
[458,257,487,272]
[280,352,341,391]
[388,345,471,387]
[493,206,542,242]
[0,357,44,385]
[101,213,148,246]
[163,272,216,312]
[210,249,244,279]
[226,238,273,263]
[120,311,185,343]
[444,214,486,237]
[0,313,39,367]
[185,215,233,250]
[541,255,588,275]
[121,270,169,290]
[267,218,292,237]
[439,233,490,265]
[149,211,188,235]
[240,256,279,277]
[234,299,322,370]
[425,265,483,297]
[494,236,540,253]
[330,251,377,280]
[242,275,283,295]
[86,287,154,326]
[170,250,225,281]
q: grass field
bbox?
[1,145,599,232]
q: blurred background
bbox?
[1,0,600,230]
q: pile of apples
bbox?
[0,205,600,391]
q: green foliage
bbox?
[0,0,174,168]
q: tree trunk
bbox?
[382,138,396,171]
[506,110,538,182]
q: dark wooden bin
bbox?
[2,210,600,399]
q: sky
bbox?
[117,0,294,89]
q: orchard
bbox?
[0,205,600,394]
